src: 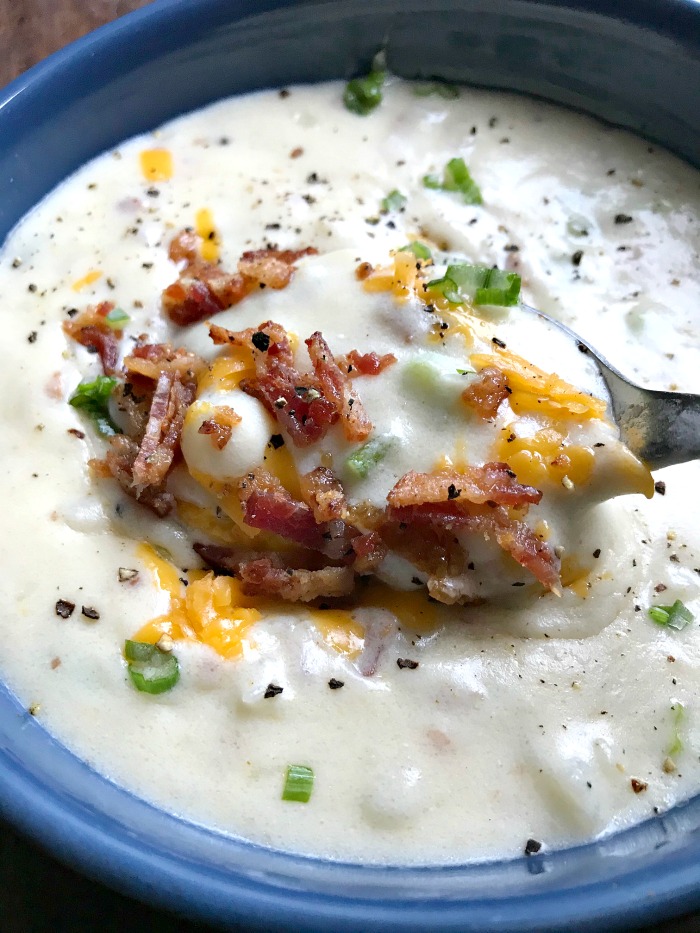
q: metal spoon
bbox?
[521,303,700,470]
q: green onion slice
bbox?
[413,82,460,99]
[104,307,130,329]
[69,375,121,436]
[399,241,432,261]
[282,764,314,802]
[648,599,694,631]
[668,703,685,757]
[381,189,407,213]
[343,70,386,116]
[425,262,521,307]
[423,157,482,205]
[124,640,180,695]
[346,435,393,479]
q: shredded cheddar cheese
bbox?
[71,270,102,292]
[139,148,173,182]
[471,348,607,420]
[195,207,220,263]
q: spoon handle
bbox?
[599,365,700,470]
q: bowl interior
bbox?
[1,0,700,930]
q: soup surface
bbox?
[1,78,699,863]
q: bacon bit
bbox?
[386,468,560,593]
[125,342,206,382]
[341,349,397,376]
[351,532,387,574]
[462,367,510,419]
[355,261,374,281]
[306,331,372,442]
[163,231,317,326]
[81,606,100,621]
[238,557,355,602]
[290,147,304,159]
[103,435,175,517]
[240,468,328,551]
[237,247,317,288]
[631,778,648,794]
[50,657,61,670]
[239,468,358,561]
[197,406,241,450]
[63,302,120,375]
[131,373,195,490]
[388,464,542,510]
[213,321,340,447]
[299,467,348,522]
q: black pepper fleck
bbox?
[81,606,100,621]
[654,481,666,496]
[571,250,584,267]
[397,658,419,669]
[328,678,344,690]
[524,838,542,856]
[264,683,284,698]
[615,213,634,225]
[251,331,271,352]
[269,434,285,450]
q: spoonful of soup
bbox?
[518,303,700,470]
[418,253,700,471]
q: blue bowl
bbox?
[1,1,700,930]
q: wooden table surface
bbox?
[1,2,700,932]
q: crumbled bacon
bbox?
[198,419,232,450]
[238,558,355,602]
[341,350,397,377]
[124,341,206,383]
[132,372,195,490]
[239,468,358,561]
[163,231,317,326]
[299,467,348,523]
[100,436,175,517]
[237,247,317,288]
[239,468,329,552]
[211,321,341,447]
[63,302,120,375]
[462,367,510,419]
[306,331,372,442]
[387,502,560,592]
[351,532,387,574]
[196,405,240,450]
[388,464,542,510]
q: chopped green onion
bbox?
[346,435,393,479]
[413,81,460,99]
[343,70,386,116]
[104,307,130,329]
[69,375,121,436]
[423,157,482,205]
[282,764,314,802]
[124,639,156,662]
[425,262,521,307]
[456,367,475,375]
[124,639,180,695]
[381,189,407,213]
[648,599,694,631]
[399,241,432,261]
[668,703,685,757]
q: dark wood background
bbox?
[1,1,699,931]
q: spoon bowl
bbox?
[521,303,700,470]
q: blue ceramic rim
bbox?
[2,1,700,930]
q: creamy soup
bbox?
[1,77,699,864]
